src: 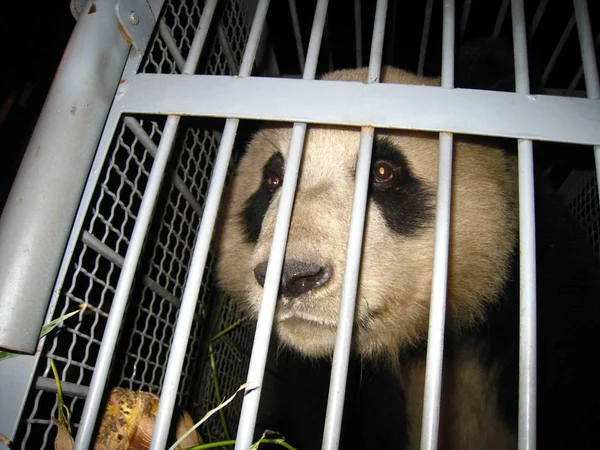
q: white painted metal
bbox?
[573,0,600,204]
[511,0,538,449]
[420,1,455,449]
[118,75,600,146]
[234,1,329,449]
[0,0,132,355]
[147,0,272,448]
[321,1,387,447]
[74,1,221,448]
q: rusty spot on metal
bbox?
[88,2,97,14]
[117,22,133,45]
[119,79,126,84]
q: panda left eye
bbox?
[265,175,282,193]
[373,161,395,184]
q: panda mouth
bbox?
[277,309,338,328]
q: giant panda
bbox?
[214,64,600,449]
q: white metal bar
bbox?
[541,15,575,87]
[0,0,167,437]
[355,0,363,67]
[420,1,454,449]
[573,0,600,205]
[511,1,537,449]
[149,1,271,448]
[573,0,600,96]
[321,1,386,449]
[0,0,132,354]
[234,2,328,449]
[123,117,204,218]
[118,75,600,146]
[35,377,89,398]
[566,31,600,96]
[76,108,183,450]
[80,231,183,309]
[74,1,220,448]
[289,0,306,73]
[217,24,240,75]
[493,0,510,38]
[158,19,186,72]
[418,0,434,76]
[529,0,549,40]
[322,129,374,450]
[0,13,157,446]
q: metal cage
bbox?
[0,0,598,449]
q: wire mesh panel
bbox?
[561,170,600,261]
[11,0,256,448]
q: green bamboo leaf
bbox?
[0,350,19,361]
[39,309,81,339]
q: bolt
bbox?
[129,11,139,25]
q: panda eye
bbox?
[265,174,282,193]
[373,161,395,184]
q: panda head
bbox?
[216,66,518,361]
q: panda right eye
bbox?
[265,175,282,193]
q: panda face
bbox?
[216,67,519,360]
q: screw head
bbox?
[129,11,139,25]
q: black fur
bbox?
[471,166,600,448]
[369,138,435,236]
[256,352,408,450]
[241,151,284,243]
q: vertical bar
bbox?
[149,1,272,449]
[355,0,363,67]
[566,31,600,96]
[573,0,600,202]
[289,0,306,73]
[217,25,241,75]
[459,0,472,41]
[511,1,538,449]
[529,0,549,40]
[541,15,575,87]
[418,0,434,76]
[234,2,329,449]
[321,1,387,449]
[74,1,220,448]
[420,1,454,450]
[158,19,186,72]
[493,0,510,39]
[0,0,131,354]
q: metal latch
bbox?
[115,0,155,54]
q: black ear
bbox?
[456,37,542,94]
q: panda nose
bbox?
[254,259,332,298]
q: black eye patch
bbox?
[240,152,284,243]
[369,138,434,235]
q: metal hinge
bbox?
[114,0,155,53]
[70,0,155,54]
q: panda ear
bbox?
[455,37,542,94]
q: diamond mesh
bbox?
[15,112,249,448]
[17,116,161,448]
[15,0,255,446]
[565,172,600,262]
[140,0,249,75]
